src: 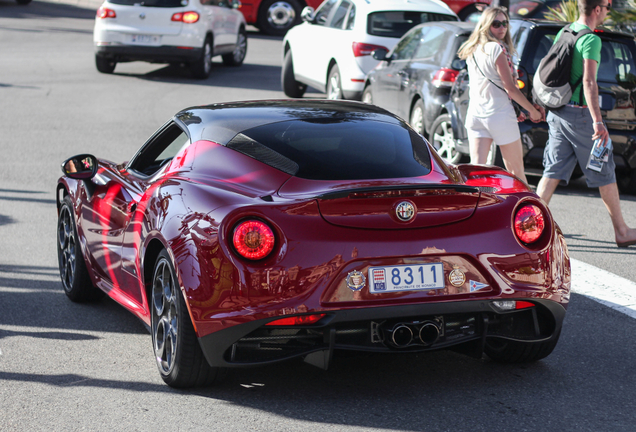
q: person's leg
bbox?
[469,137,493,165]
[598,182,636,247]
[498,139,528,184]
[536,177,561,204]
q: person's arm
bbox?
[494,52,542,122]
[582,58,609,146]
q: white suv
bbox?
[282,0,457,99]
[94,0,248,79]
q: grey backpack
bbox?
[532,25,593,109]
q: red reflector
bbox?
[432,68,460,87]
[516,301,535,309]
[351,78,365,83]
[266,314,326,326]
[514,205,545,244]
[232,220,275,260]
[352,42,388,57]
[97,6,116,18]
[172,11,200,23]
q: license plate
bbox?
[369,263,444,293]
[127,34,161,45]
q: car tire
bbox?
[95,55,116,74]
[617,169,636,195]
[151,249,224,388]
[57,195,105,302]
[190,37,213,80]
[326,64,343,100]
[458,4,482,22]
[430,113,463,164]
[258,0,301,36]
[362,86,373,104]
[484,329,561,363]
[409,99,426,136]
[281,50,307,98]
[222,27,247,67]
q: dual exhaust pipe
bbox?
[388,321,441,348]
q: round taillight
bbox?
[514,204,545,244]
[232,220,275,260]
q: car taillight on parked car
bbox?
[97,6,116,18]
[171,11,200,23]
[232,220,275,260]
[509,0,541,16]
[352,42,388,57]
[514,204,545,244]
[432,68,460,88]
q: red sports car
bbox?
[57,100,570,388]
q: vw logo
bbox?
[139,13,146,19]
[395,201,416,222]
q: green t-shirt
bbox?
[554,22,602,105]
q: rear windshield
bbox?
[229,119,432,181]
[109,0,186,6]
[367,11,457,38]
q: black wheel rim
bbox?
[58,206,76,292]
[152,258,179,375]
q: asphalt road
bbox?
[1,2,636,431]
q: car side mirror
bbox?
[230,0,241,9]
[301,6,315,22]
[451,58,466,70]
[62,154,98,180]
[372,48,391,62]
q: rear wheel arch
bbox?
[143,238,168,300]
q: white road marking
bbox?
[571,258,636,319]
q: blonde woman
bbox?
[458,7,543,184]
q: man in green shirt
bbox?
[536,0,636,248]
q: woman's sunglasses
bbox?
[491,20,508,29]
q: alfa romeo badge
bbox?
[346,270,366,291]
[395,201,416,222]
[448,265,466,287]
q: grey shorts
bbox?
[543,106,616,187]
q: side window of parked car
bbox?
[598,41,636,86]
[511,25,529,64]
[412,26,446,62]
[315,0,338,26]
[528,30,557,73]
[345,4,356,30]
[392,27,427,61]
[330,0,352,29]
[128,124,190,176]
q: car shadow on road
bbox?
[0,0,97,19]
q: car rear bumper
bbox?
[198,298,566,368]
[95,44,202,63]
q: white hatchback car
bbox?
[282,0,457,99]
[94,0,248,79]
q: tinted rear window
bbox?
[367,11,457,38]
[229,119,432,180]
[109,0,185,6]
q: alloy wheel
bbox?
[58,206,76,291]
[152,259,179,375]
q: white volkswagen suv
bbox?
[282,0,457,99]
[94,0,247,79]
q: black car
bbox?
[362,21,475,164]
[441,19,636,194]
